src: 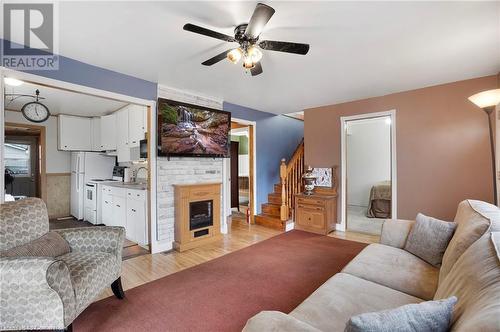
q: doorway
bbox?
[340,111,397,235]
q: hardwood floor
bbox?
[97,217,378,300]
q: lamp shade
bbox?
[468,89,500,109]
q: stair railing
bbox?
[280,139,305,221]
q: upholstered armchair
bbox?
[0,198,125,331]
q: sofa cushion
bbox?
[439,200,498,284]
[345,296,457,332]
[1,232,70,258]
[0,197,49,251]
[342,243,438,300]
[59,251,120,312]
[434,232,500,331]
[243,311,322,332]
[404,213,456,267]
[290,273,422,332]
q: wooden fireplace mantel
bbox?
[173,182,222,252]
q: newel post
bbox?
[280,158,289,221]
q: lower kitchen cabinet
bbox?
[100,185,148,246]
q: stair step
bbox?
[268,193,282,205]
[262,203,281,217]
[255,214,286,230]
[274,184,282,193]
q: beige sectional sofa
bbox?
[243,200,500,332]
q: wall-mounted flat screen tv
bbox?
[157,98,230,157]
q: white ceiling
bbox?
[30,2,500,113]
[4,81,127,116]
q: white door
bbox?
[127,198,147,245]
[100,113,117,150]
[128,105,146,147]
[102,192,113,225]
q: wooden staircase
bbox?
[255,140,305,230]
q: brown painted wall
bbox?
[305,75,498,221]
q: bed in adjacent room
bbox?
[366,180,391,218]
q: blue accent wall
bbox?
[224,102,304,213]
[1,38,157,100]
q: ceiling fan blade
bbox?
[244,3,275,39]
[259,40,310,55]
[184,23,235,42]
[250,62,263,76]
[202,49,232,66]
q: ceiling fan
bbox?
[183,3,310,76]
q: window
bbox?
[4,143,31,176]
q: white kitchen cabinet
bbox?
[112,196,127,228]
[128,105,147,147]
[126,189,148,246]
[116,108,131,162]
[101,188,113,226]
[58,115,92,151]
[100,113,117,150]
[91,117,102,151]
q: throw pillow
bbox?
[404,213,456,267]
[345,297,457,332]
[1,231,71,258]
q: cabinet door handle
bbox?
[132,209,136,212]
[136,194,140,197]
[128,193,131,195]
[104,201,108,204]
[116,204,121,207]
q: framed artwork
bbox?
[313,166,338,195]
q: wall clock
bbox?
[21,89,50,123]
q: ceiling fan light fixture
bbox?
[242,56,255,69]
[227,48,243,64]
[247,46,263,63]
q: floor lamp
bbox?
[468,88,500,206]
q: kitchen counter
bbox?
[104,182,147,190]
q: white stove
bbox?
[84,179,120,225]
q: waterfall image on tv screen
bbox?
[157,98,230,157]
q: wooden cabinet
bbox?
[128,105,146,147]
[91,117,102,151]
[58,115,92,151]
[294,193,337,235]
[100,113,117,150]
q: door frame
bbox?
[223,118,257,225]
[4,122,46,201]
[0,68,158,253]
[339,110,397,232]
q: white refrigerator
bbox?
[70,152,116,220]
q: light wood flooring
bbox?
[97,217,379,300]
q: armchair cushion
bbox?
[1,232,70,258]
[59,251,121,312]
[0,198,49,251]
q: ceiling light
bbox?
[468,89,500,109]
[247,46,263,63]
[227,48,242,64]
[4,77,24,87]
[242,57,255,69]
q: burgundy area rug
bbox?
[74,230,367,332]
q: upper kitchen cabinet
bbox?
[100,113,117,151]
[58,115,92,151]
[91,117,102,151]
[128,105,147,147]
[116,107,131,162]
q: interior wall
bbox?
[305,75,498,221]
[5,111,70,173]
[224,102,304,213]
[347,118,391,207]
